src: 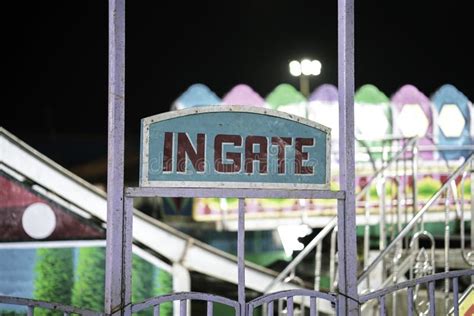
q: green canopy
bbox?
[355,84,389,104]
[265,83,306,109]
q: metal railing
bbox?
[247,289,337,316]
[131,292,240,316]
[358,154,474,284]
[0,296,102,316]
[264,137,418,294]
[359,269,474,316]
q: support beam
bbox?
[105,0,128,314]
[337,0,359,314]
[172,263,191,316]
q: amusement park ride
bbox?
[0,0,473,315]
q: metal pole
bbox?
[337,0,359,314]
[105,0,128,314]
[237,198,246,316]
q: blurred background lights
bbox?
[289,60,302,76]
[437,104,465,137]
[398,104,429,138]
[289,59,321,77]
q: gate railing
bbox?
[359,269,474,316]
[131,292,240,316]
[247,289,337,316]
[0,295,102,316]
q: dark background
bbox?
[4,1,473,184]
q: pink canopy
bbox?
[391,84,433,159]
[222,84,265,107]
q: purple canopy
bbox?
[309,84,338,102]
[222,84,265,107]
[391,84,433,159]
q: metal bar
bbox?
[329,226,338,292]
[123,197,133,316]
[206,301,213,316]
[105,0,126,314]
[359,269,474,302]
[428,281,435,316]
[314,243,322,291]
[153,305,160,316]
[287,297,294,316]
[412,143,419,230]
[180,300,186,316]
[248,306,253,316]
[125,187,345,199]
[238,198,245,316]
[0,296,102,316]
[358,155,474,283]
[378,296,385,316]
[444,186,451,314]
[337,0,358,314]
[453,277,459,316]
[310,297,317,316]
[27,306,33,316]
[363,189,370,290]
[379,175,386,279]
[267,301,273,316]
[130,292,239,313]
[407,287,414,316]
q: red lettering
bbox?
[271,137,292,174]
[245,136,268,174]
[295,138,314,175]
[177,133,205,172]
[214,135,242,173]
[162,132,173,172]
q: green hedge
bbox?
[34,248,74,316]
[71,248,105,311]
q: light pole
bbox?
[289,59,322,98]
[289,59,322,215]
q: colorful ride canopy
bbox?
[308,84,339,163]
[431,84,472,160]
[222,84,265,107]
[308,84,339,137]
[355,84,392,161]
[265,83,307,118]
[171,83,221,110]
[391,84,434,159]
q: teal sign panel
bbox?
[140,106,330,189]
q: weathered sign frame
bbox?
[140,105,331,190]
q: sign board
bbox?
[140,106,330,189]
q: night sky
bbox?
[4,1,473,178]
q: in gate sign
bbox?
[140,106,330,189]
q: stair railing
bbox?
[264,137,418,295]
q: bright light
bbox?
[438,104,466,137]
[356,105,390,140]
[277,224,312,257]
[289,59,321,77]
[398,104,429,138]
[311,60,322,75]
[289,60,302,76]
[301,59,313,75]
